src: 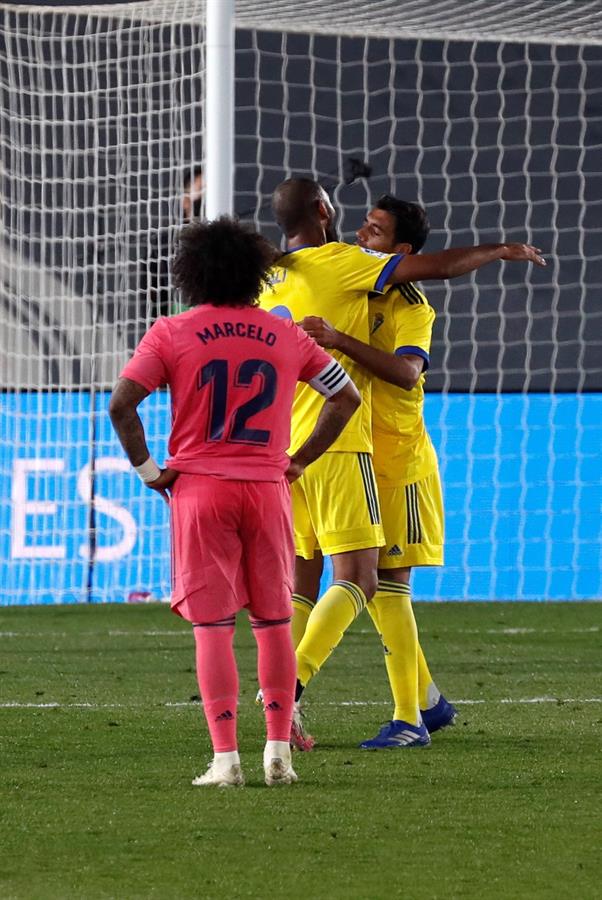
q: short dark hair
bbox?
[172,216,281,308]
[272,177,324,236]
[374,195,430,253]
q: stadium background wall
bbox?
[1,391,599,604]
[0,4,600,603]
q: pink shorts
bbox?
[170,474,294,624]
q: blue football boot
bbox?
[359,719,431,750]
[420,695,457,733]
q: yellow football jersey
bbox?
[260,242,401,454]
[370,282,438,486]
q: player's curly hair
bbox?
[172,216,281,307]
[375,195,430,254]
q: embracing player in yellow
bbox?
[303,196,457,748]
[260,178,545,750]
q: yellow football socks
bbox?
[291,593,315,649]
[417,642,439,711]
[367,579,420,725]
[296,580,366,687]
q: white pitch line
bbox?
[1,625,599,640]
[356,626,600,636]
[1,697,601,710]
[333,697,602,707]
[108,630,187,637]
[0,630,187,638]
[0,702,110,709]
[463,627,600,635]
[0,632,69,638]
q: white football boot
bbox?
[263,740,298,786]
[192,751,244,788]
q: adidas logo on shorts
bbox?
[386,544,403,557]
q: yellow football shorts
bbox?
[292,451,385,559]
[377,467,444,569]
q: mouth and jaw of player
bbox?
[109,216,362,786]
[267,179,545,750]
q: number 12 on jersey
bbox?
[198,358,277,446]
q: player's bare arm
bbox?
[286,379,361,483]
[109,376,179,495]
[387,242,546,284]
[300,316,422,391]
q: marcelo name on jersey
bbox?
[196,321,277,347]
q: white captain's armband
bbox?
[309,359,351,398]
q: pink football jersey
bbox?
[119,305,333,480]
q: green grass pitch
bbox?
[1,601,600,900]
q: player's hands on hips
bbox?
[147,467,179,504]
[500,244,546,266]
[299,316,340,349]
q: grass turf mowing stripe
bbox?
[1,601,599,900]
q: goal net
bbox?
[1,0,600,603]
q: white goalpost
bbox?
[205,0,235,218]
[0,0,600,604]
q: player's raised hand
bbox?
[298,315,340,349]
[499,243,546,266]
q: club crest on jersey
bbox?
[359,247,389,259]
[371,313,385,334]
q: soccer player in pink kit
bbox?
[109,218,360,787]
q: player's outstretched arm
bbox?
[109,377,179,497]
[286,379,360,483]
[387,242,546,284]
[300,316,422,390]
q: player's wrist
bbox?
[488,242,507,259]
[290,449,313,471]
[333,329,347,352]
[134,456,161,484]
